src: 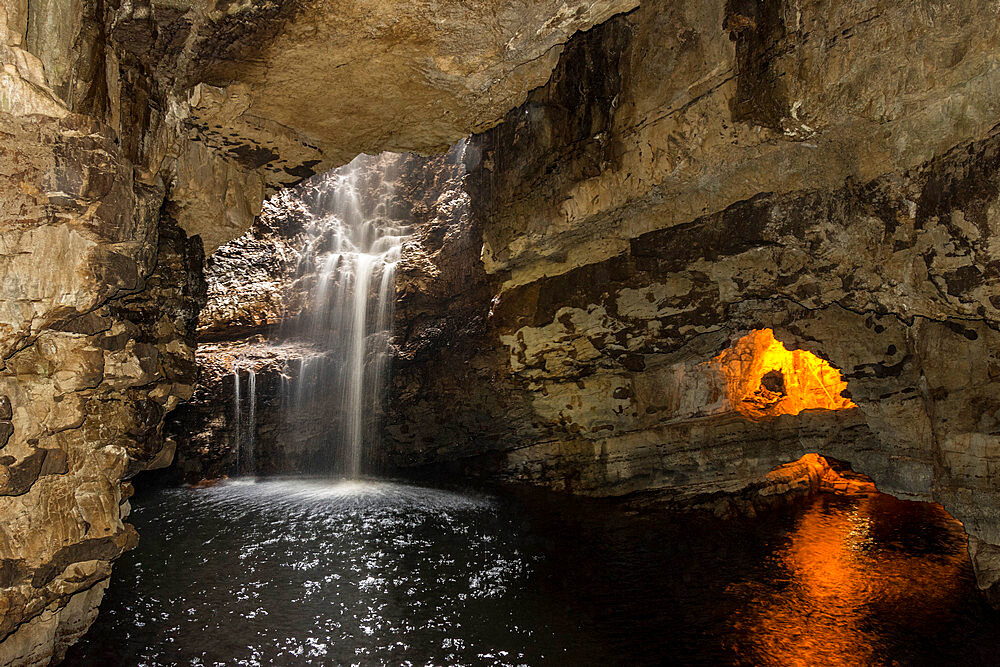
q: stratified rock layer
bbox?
[2,0,630,662]
[119,0,639,249]
[380,0,1000,606]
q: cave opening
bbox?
[167,144,473,482]
[715,328,857,420]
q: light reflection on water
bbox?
[728,495,974,666]
[66,479,1000,666]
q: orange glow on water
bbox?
[715,329,856,419]
[728,494,968,666]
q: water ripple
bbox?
[66,480,1000,666]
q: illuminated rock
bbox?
[714,329,856,420]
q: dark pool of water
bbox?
[65,478,1000,666]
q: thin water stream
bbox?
[233,366,257,475]
[67,480,1000,666]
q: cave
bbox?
[714,328,857,419]
[3,1,1000,665]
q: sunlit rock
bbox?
[713,328,856,420]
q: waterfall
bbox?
[233,368,241,473]
[246,368,256,473]
[232,365,257,475]
[282,153,406,477]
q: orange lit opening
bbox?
[715,329,856,420]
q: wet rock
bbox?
[166,339,333,481]
[8,1,1000,663]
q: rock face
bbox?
[116,0,638,248]
[0,7,203,662]
[2,0,629,663]
[0,113,206,663]
[380,0,1000,607]
[167,340,330,481]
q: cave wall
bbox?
[6,0,1000,659]
[0,18,206,664]
[1,1,635,663]
[0,112,205,664]
[382,0,1000,604]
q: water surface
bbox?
[66,479,1000,666]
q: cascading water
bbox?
[282,153,407,477]
[245,368,256,472]
[233,368,240,472]
[232,365,257,475]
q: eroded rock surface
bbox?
[380,0,1000,606]
[167,340,329,480]
[1,0,636,661]
[0,150,205,665]
[180,0,639,184]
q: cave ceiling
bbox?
[173,0,639,192]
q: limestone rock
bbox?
[969,536,1000,606]
[467,0,1000,289]
[0,0,630,658]
[0,210,205,664]
[166,139,265,254]
[381,0,1000,606]
[95,0,640,252]
[178,0,640,187]
[167,339,343,481]
[196,188,308,340]
[0,114,158,362]
[0,108,205,663]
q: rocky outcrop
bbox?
[197,190,307,342]
[0,116,205,662]
[0,7,200,662]
[381,0,1000,606]
[469,0,1000,289]
[176,0,639,185]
